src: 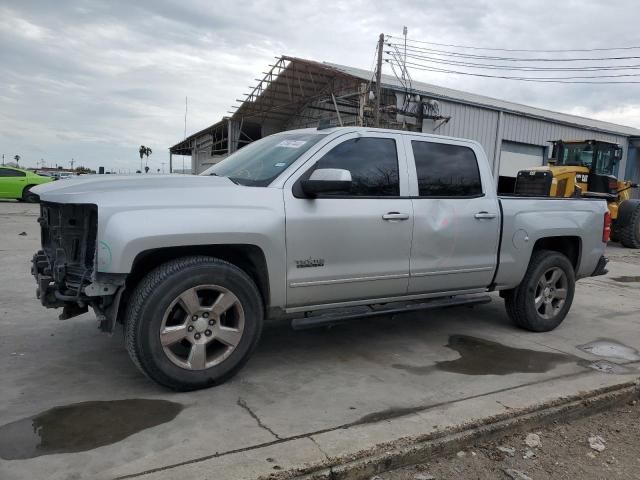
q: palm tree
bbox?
[14,154,20,166]
[138,145,152,172]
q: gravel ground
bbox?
[378,399,640,480]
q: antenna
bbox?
[184,96,188,140]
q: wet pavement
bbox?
[1,201,639,480]
[393,334,574,376]
[0,400,182,460]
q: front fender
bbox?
[96,205,286,306]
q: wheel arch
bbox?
[531,236,581,272]
[22,184,37,198]
[116,244,270,326]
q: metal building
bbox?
[170,56,640,190]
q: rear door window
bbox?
[411,141,482,197]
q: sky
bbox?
[1,0,640,171]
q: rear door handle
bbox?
[382,212,410,221]
[474,212,497,219]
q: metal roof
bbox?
[327,62,640,137]
[171,56,640,153]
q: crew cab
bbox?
[31,127,610,390]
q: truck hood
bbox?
[32,174,244,206]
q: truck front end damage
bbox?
[31,202,124,332]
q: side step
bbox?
[290,295,492,330]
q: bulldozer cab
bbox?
[513,139,640,248]
[551,140,622,177]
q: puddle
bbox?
[394,335,572,376]
[0,399,183,460]
[578,339,640,361]
[579,359,632,375]
[610,276,640,283]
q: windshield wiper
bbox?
[209,171,239,184]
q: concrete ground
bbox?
[0,200,639,480]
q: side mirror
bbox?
[301,168,352,197]
[614,147,623,160]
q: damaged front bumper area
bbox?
[31,202,124,332]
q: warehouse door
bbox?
[499,142,545,177]
[498,142,545,193]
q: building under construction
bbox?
[170,55,640,188]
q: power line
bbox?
[387,42,640,62]
[386,34,640,53]
[385,59,640,84]
[390,51,640,72]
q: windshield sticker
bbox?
[276,140,307,149]
[274,162,287,167]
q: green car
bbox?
[0,166,53,202]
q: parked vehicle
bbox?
[514,140,639,248]
[0,166,52,202]
[31,127,609,390]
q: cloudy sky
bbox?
[1,0,639,171]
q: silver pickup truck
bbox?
[32,127,610,390]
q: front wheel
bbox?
[125,256,264,391]
[504,249,575,332]
[617,201,640,249]
[22,186,39,203]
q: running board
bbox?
[290,295,492,330]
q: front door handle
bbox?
[382,212,410,221]
[474,211,497,220]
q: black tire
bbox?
[125,256,264,391]
[504,249,575,332]
[22,185,39,203]
[618,203,640,249]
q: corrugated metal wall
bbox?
[420,97,630,177]
[424,100,499,163]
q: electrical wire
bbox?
[390,51,640,72]
[386,34,640,53]
[387,42,640,62]
[385,58,640,84]
[365,42,379,92]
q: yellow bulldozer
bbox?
[514,139,640,248]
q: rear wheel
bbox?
[618,202,640,249]
[22,185,39,203]
[504,249,575,332]
[125,256,264,391]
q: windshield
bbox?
[201,132,327,186]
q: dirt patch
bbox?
[379,399,640,480]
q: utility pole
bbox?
[1,154,4,166]
[375,33,384,127]
[402,26,407,83]
[70,158,75,170]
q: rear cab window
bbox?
[411,140,483,197]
